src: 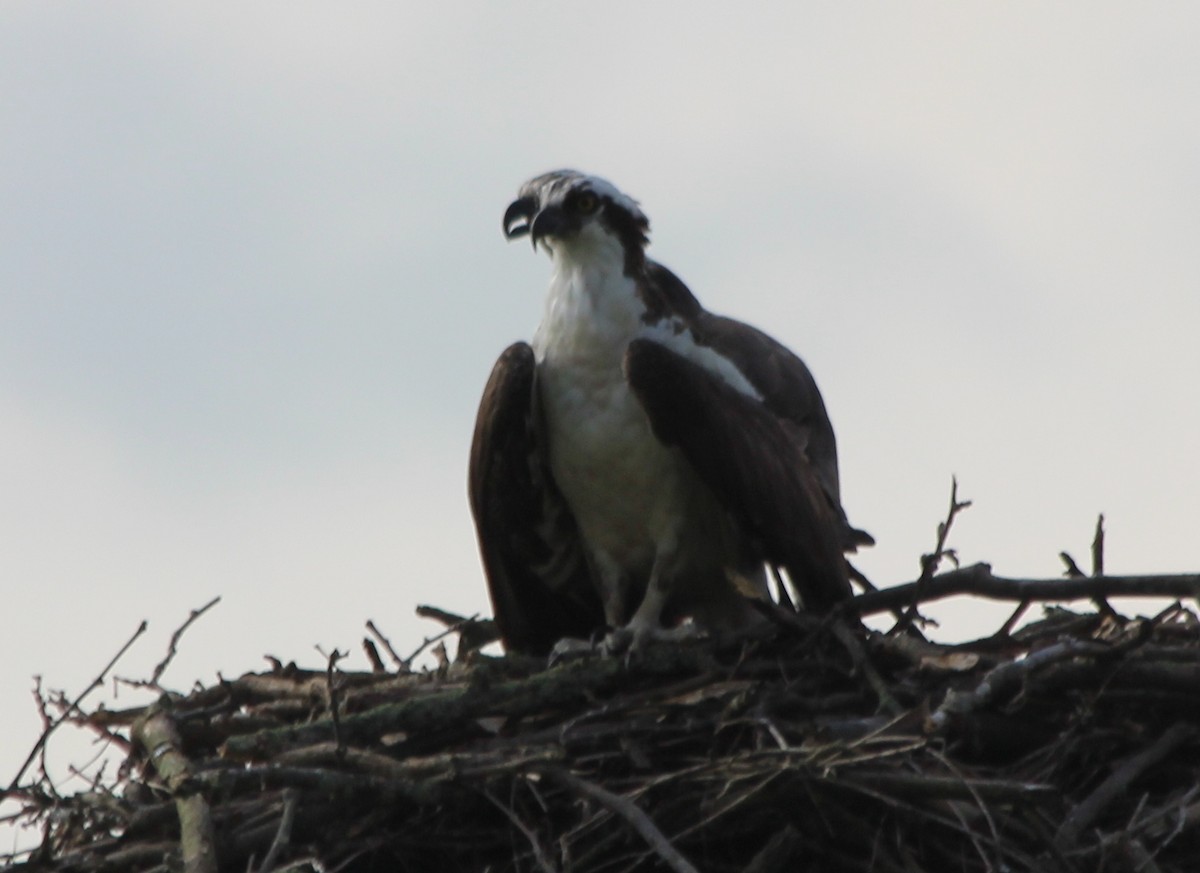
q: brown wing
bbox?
[645,261,873,551]
[468,342,604,655]
[624,338,852,612]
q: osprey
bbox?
[470,170,870,655]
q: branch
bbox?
[150,597,221,687]
[254,788,298,873]
[133,705,219,873]
[410,605,499,666]
[3,620,147,800]
[1057,722,1196,848]
[929,638,1114,730]
[222,646,714,761]
[320,648,347,758]
[364,620,407,672]
[851,563,1200,617]
[890,476,971,634]
[539,767,701,873]
[1092,513,1106,577]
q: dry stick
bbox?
[415,604,474,628]
[741,825,803,873]
[828,620,903,717]
[364,620,407,671]
[404,622,465,669]
[321,648,347,758]
[1119,838,1166,873]
[406,606,482,668]
[28,678,63,801]
[1060,553,1086,578]
[481,786,558,873]
[3,620,147,800]
[851,564,1200,618]
[929,638,1114,731]
[926,747,1005,864]
[1092,513,1106,577]
[133,706,219,873]
[1087,514,1120,620]
[1056,722,1196,849]
[414,605,501,659]
[890,476,971,636]
[150,597,221,687]
[995,599,1032,638]
[255,788,298,873]
[541,767,702,873]
[361,638,387,673]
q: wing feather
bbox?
[645,261,873,550]
[624,338,852,612]
[468,342,603,654]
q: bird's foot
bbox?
[547,635,604,667]
[547,623,704,667]
[602,621,702,658]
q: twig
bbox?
[3,620,147,800]
[481,786,558,873]
[994,599,1032,638]
[741,825,802,873]
[415,604,474,628]
[1086,514,1120,620]
[29,678,61,801]
[150,598,221,687]
[364,620,407,671]
[1056,722,1196,849]
[413,605,500,661]
[829,621,903,716]
[255,788,298,873]
[1092,514,1106,577]
[539,767,701,873]
[404,616,469,669]
[890,477,971,635]
[852,564,1200,617]
[1060,553,1086,578]
[929,638,1114,730]
[361,639,386,673]
[320,648,347,758]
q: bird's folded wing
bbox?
[624,338,852,612]
[468,342,603,654]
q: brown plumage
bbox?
[471,170,870,655]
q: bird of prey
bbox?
[470,170,870,656]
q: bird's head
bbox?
[503,170,649,275]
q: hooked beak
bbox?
[503,196,537,242]
[503,198,578,251]
[528,206,574,251]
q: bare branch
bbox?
[1057,722,1195,849]
[889,476,971,635]
[364,620,407,671]
[3,620,147,800]
[254,788,298,873]
[133,705,219,873]
[150,597,221,687]
[1093,513,1107,577]
[852,563,1200,617]
[538,767,701,873]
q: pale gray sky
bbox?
[3,3,1198,831]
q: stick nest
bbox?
[6,562,1200,873]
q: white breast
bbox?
[530,259,691,571]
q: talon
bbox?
[548,636,600,666]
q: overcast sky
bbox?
[3,4,1198,828]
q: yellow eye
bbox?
[574,191,599,214]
